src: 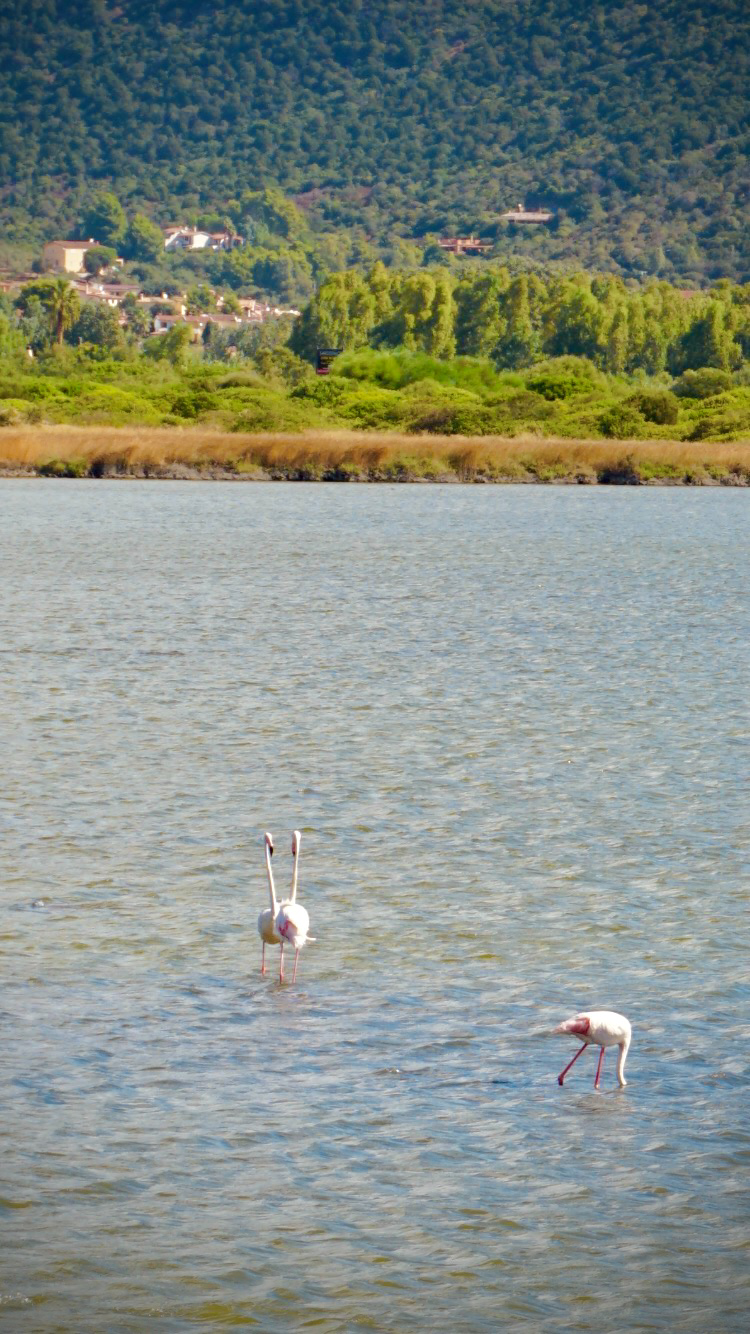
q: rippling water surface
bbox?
[1,480,748,1332]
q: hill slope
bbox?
[0,0,748,283]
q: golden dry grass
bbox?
[0,423,749,482]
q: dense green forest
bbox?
[0,1,748,286]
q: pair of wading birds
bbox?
[257,830,632,1090]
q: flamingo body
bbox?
[555,1010,631,1088]
[257,906,281,949]
[276,901,312,953]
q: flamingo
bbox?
[555,1010,632,1089]
[274,829,313,984]
[257,831,282,975]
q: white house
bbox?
[500,204,555,224]
[162,226,244,252]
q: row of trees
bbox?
[291,266,750,376]
[5,264,750,384]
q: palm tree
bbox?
[44,278,80,345]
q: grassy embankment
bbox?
[1,423,749,484]
[1,350,750,483]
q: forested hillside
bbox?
[0,0,748,285]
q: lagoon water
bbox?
[0,480,748,1332]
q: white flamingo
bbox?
[257,831,282,975]
[275,829,313,984]
[554,1010,632,1088]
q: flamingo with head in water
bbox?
[555,1010,632,1088]
[275,829,313,983]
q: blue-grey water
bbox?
[0,480,748,1333]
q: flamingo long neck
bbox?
[290,837,300,903]
[616,1035,631,1086]
[265,843,278,914]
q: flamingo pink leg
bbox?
[279,943,284,982]
[292,949,300,984]
[261,943,266,976]
[558,1043,588,1086]
[594,1045,605,1088]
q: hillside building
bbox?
[500,205,554,224]
[437,236,492,254]
[42,239,97,273]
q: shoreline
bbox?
[0,425,749,486]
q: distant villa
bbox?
[500,204,555,224]
[42,239,98,273]
[437,235,493,254]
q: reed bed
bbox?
[0,424,748,484]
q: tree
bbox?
[424,270,456,357]
[241,188,309,243]
[367,261,394,324]
[81,192,127,248]
[253,346,313,388]
[18,295,52,353]
[421,243,451,268]
[70,302,124,352]
[495,275,541,368]
[543,281,604,362]
[455,271,507,357]
[83,245,117,274]
[605,306,629,374]
[123,301,151,339]
[124,213,164,262]
[21,278,82,345]
[143,322,194,367]
[0,311,26,361]
[252,249,314,304]
[290,271,375,359]
[641,318,669,374]
[186,283,217,314]
[671,302,739,372]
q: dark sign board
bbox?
[316,347,342,375]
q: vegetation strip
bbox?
[1,426,747,486]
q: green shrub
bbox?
[230,388,325,432]
[525,357,604,401]
[333,385,403,429]
[598,404,646,438]
[688,415,749,441]
[627,390,680,425]
[672,368,733,399]
[407,404,499,435]
[216,370,266,389]
[502,390,555,421]
[0,400,26,425]
[290,377,349,406]
[333,348,506,395]
[170,390,219,419]
[69,385,163,425]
